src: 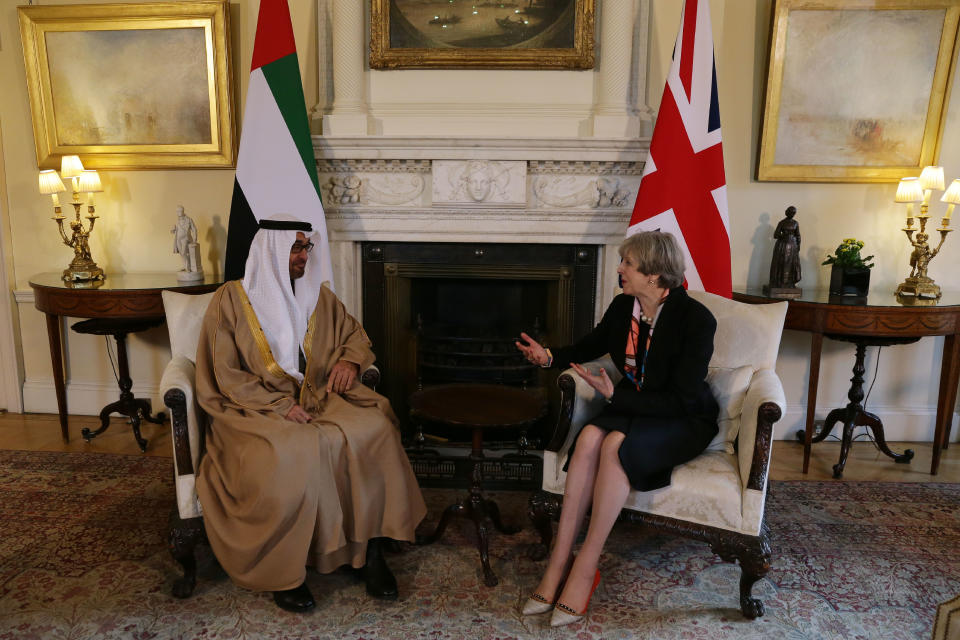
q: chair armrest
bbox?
[361,364,380,390]
[160,355,200,478]
[544,355,621,452]
[737,368,785,491]
[161,355,206,521]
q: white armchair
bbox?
[159,289,381,598]
[528,291,788,619]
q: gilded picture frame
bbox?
[369,0,595,70]
[757,0,960,183]
[18,1,236,170]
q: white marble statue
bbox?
[171,205,204,282]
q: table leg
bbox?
[415,425,506,587]
[44,313,68,442]
[79,331,166,452]
[829,341,914,478]
[803,332,823,474]
[932,333,960,474]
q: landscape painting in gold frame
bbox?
[18,1,236,170]
[370,0,595,70]
[757,0,960,183]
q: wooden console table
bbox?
[734,289,960,476]
[30,272,221,445]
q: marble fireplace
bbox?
[315,136,646,475]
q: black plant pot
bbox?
[828,265,870,297]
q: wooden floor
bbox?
[0,411,958,482]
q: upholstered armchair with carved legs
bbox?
[528,291,787,619]
[159,290,380,598]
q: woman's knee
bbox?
[600,430,626,460]
[568,424,605,466]
[575,424,606,451]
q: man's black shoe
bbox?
[361,538,398,599]
[273,582,315,612]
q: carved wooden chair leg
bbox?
[527,490,559,560]
[711,524,771,620]
[168,509,205,598]
[736,527,772,619]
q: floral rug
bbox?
[0,450,957,639]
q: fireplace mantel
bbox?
[313,136,646,322]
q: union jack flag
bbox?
[628,0,731,298]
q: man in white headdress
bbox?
[195,217,426,613]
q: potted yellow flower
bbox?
[823,238,874,296]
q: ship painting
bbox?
[391,0,575,49]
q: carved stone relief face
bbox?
[465,161,493,202]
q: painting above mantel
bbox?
[369,0,596,69]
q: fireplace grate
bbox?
[407,452,542,490]
[417,331,540,387]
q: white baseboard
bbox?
[776,403,960,443]
[22,379,164,417]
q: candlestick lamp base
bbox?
[895,275,941,299]
[62,256,104,283]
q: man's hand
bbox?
[285,403,312,423]
[327,360,360,395]
[569,362,615,400]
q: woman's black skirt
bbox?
[564,405,719,492]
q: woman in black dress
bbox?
[516,231,719,626]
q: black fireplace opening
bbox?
[413,277,548,389]
[362,242,599,446]
[361,241,598,488]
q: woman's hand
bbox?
[515,331,549,367]
[570,362,614,401]
[327,360,360,395]
[285,403,312,423]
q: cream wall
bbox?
[0,0,316,416]
[1,0,959,444]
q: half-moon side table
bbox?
[30,272,221,448]
[734,289,960,476]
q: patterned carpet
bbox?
[0,450,957,639]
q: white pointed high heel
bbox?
[550,570,601,627]
[521,592,555,615]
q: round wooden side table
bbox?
[410,383,546,586]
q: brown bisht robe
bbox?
[195,281,426,592]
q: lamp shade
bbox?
[77,170,102,193]
[38,169,65,195]
[894,177,923,203]
[919,166,945,191]
[60,155,84,178]
[943,179,960,205]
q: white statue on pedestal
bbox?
[171,205,203,282]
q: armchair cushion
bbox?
[623,450,743,531]
[161,291,215,363]
[687,290,787,371]
[704,364,754,454]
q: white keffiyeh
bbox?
[241,223,330,383]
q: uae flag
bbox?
[223,0,333,288]
[627,0,731,297]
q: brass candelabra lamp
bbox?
[893,166,960,300]
[38,155,105,282]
